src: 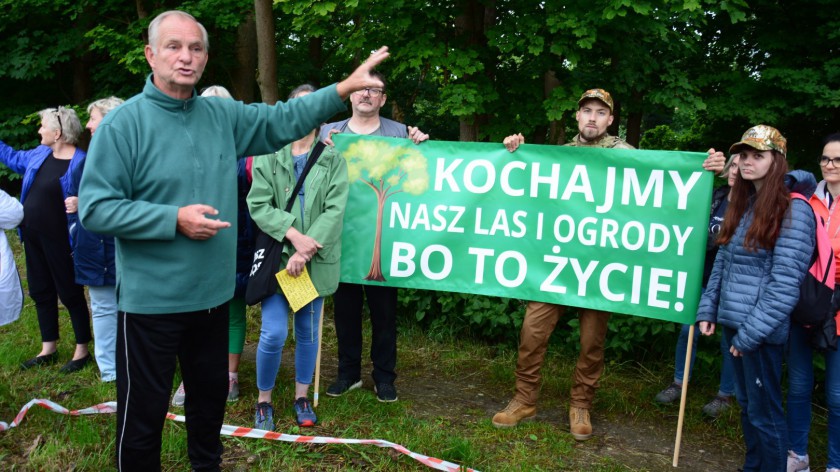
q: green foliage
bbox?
[398,289,525,342]
[85,25,148,76]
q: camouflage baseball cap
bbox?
[578,88,614,113]
[729,125,787,157]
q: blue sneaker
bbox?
[254,402,274,431]
[294,397,317,427]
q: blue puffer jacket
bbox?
[62,153,116,287]
[696,170,817,352]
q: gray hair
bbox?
[148,10,209,54]
[288,84,317,100]
[201,86,233,99]
[38,106,83,145]
[720,154,738,179]
[87,96,124,117]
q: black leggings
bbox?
[21,227,91,344]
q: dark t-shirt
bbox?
[703,197,729,285]
[21,154,70,239]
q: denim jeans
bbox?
[674,323,736,396]
[725,327,787,472]
[256,294,322,391]
[89,285,117,382]
[786,322,840,468]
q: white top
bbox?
[0,189,23,326]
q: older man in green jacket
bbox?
[78,10,388,471]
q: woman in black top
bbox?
[0,106,92,373]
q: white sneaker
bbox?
[787,450,810,472]
[171,381,186,407]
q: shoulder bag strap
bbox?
[282,140,326,212]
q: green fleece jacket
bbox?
[78,75,345,314]
[247,140,348,296]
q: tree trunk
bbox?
[550,115,567,145]
[626,111,642,148]
[72,59,91,104]
[392,102,404,125]
[136,0,149,44]
[254,0,279,104]
[459,118,478,142]
[539,69,563,145]
[71,4,96,103]
[308,37,323,88]
[609,100,621,138]
[231,12,257,103]
[624,89,643,147]
[455,0,495,142]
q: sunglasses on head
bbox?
[53,106,63,137]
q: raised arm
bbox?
[335,47,390,99]
[0,140,47,175]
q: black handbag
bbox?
[808,315,838,353]
[244,142,326,306]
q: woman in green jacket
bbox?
[248,85,349,430]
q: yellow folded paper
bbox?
[275,266,319,312]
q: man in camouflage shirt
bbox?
[495,89,632,441]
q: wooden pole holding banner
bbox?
[673,323,696,467]
[313,301,325,408]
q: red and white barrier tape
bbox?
[0,398,117,430]
[1,399,479,472]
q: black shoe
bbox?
[60,354,91,374]
[326,378,362,397]
[374,383,398,402]
[21,352,58,370]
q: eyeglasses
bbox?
[353,88,384,97]
[54,107,63,137]
[820,156,840,167]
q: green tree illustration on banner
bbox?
[344,140,429,281]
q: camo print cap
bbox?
[578,88,614,113]
[729,125,787,157]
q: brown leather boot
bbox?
[569,406,592,440]
[492,399,536,428]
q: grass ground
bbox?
[0,231,832,471]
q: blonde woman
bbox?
[63,96,125,381]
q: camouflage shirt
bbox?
[566,133,635,150]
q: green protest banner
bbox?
[334,135,713,324]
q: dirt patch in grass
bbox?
[398,373,742,471]
[299,336,744,472]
